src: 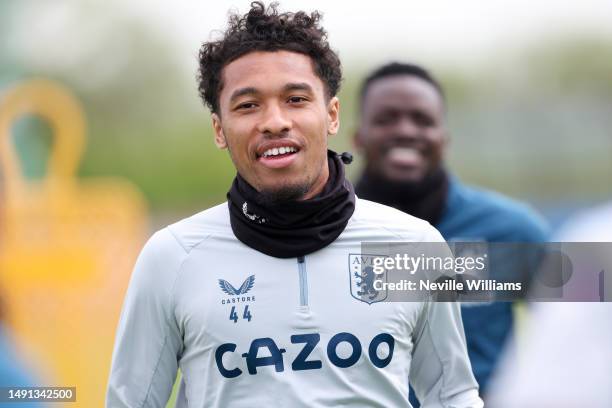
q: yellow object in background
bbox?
[0,80,148,407]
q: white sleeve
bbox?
[409,226,483,408]
[106,229,186,408]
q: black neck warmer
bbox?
[355,168,449,226]
[227,150,356,258]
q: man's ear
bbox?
[442,128,450,148]
[353,121,367,153]
[211,113,227,149]
[326,96,340,136]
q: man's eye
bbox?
[237,102,257,110]
[414,113,435,127]
[287,96,307,104]
[373,116,395,126]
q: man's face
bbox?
[212,51,339,201]
[356,75,447,183]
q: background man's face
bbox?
[212,50,339,201]
[356,75,447,183]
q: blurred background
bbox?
[1,0,611,406]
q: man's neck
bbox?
[299,159,330,201]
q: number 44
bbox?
[229,305,252,323]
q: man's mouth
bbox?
[257,144,300,169]
[261,146,298,158]
[386,146,424,168]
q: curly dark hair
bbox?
[197,1,342,114]
[360,62,446,110]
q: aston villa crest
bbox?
[348,254,388,304]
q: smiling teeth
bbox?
[262,146,297,157]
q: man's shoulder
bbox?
[462,183,544,224]
[350,197,443,242]
[129,203,232,289]
[449,181,549,240]
[163,202,231,253]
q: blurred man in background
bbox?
[354,62,549,403]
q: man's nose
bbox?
[257,103,292,136]
[394,117,419,139]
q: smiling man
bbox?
[211,50,335,204]
[106,4,482,408]
[354,62,549,404]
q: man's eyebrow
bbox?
[229,83,314,103]
[283,82,314,93]
[229,87,260,103]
